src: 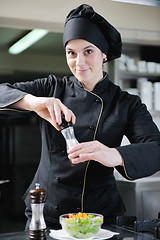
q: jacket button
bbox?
[61,150,66,154]
[77,207,81,211]
[55,205,58,209]
[95,99,100,102]
[89,126,94,130]
[70,93,75,97]
[56,177,61,182]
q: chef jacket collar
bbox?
[73,72,109,94]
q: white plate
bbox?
[49,228,119,240]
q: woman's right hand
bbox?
[10,94,76,130]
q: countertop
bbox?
[0,225,158,240]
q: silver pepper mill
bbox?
[29,183,47,240]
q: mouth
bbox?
[76,68,90,73]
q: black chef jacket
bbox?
[0,73,160,227]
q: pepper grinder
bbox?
[29,183,47,240]
[58,114,78,164]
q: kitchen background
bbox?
[0,0,160,233]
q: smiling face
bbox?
[65,39,106,91]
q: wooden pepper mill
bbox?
[29,183,47,240]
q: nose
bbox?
[76,53,85,66]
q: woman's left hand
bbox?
[68,140,123,167]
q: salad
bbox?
[60,212,103,239]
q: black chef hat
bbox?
[63,4,122,62]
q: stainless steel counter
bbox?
[0,225,159,240]
[116,175,160,220]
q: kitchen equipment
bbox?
[58,114,78,151]
[116,214,160,239]
[58,114,78,165]
[29,183,47,240]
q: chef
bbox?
[0,4,160,229]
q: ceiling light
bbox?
[9,29,49,55]
[110,0,160,7]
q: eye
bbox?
[85,49,93,55]
[67,51,76,57]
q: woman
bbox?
[0,4,160,229]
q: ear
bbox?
[103,53,107,62]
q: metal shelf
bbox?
[120,71,160,79]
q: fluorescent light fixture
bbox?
[110,0,160,7]
[9,29,49,55]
